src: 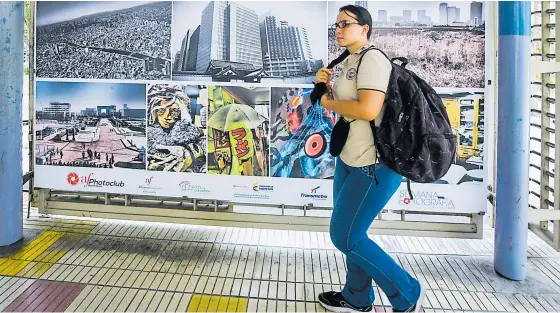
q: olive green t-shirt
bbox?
[332,44,392,167]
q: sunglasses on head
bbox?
[331,20,361,29]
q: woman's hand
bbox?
[320,85,337,111]
[321,87,334,104]
[315,68,332,84]
[316,68,335,109]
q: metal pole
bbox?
[0,1,24,246]
[27,1,36,219]
[494,1,531,281]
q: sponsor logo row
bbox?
[60,172,467,211]
[65,172,456,209]
[65,172,330,201]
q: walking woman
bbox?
[315,5,425,313]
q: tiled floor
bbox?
[0,193,560,312]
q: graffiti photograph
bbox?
[328,1,485,88]
[270,87,337,179]
[36,1,172,80]
[146,84,207,173]
[35,81,147,170]
[172,1,327,84]
[436,89,485,185]
[207,86,270,176]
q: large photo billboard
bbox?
[34,0,489,214]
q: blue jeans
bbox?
[330,159,421,310]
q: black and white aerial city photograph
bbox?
[36,1,172,80]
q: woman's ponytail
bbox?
[310,49,350,104]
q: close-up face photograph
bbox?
[150,91,186,130]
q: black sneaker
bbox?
[392,283,426,312]
[318,291,373,313]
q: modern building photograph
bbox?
[172,1,327,84]
[346,1,484,27]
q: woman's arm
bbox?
[321,89,385,121]
[322,49,391,121]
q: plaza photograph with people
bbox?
[35,81,147,170]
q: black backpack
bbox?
[357,47,456,198]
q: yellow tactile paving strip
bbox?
[0,215,99,279]
[0,231,65,277]
[187,295,248,312]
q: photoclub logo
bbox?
[66,172,125,188]
[301,186,328,200]
[252,182,274,192]
[398,190,455,210]
[179,181,210,193]
[67,172,79,186]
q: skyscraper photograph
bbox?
[172,1,327,84]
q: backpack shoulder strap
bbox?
[356,46,391,73]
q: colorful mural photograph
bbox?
[146,84,207,173]
[207,86,270,176]
[270,87,337,179]
[437,90,485,185]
